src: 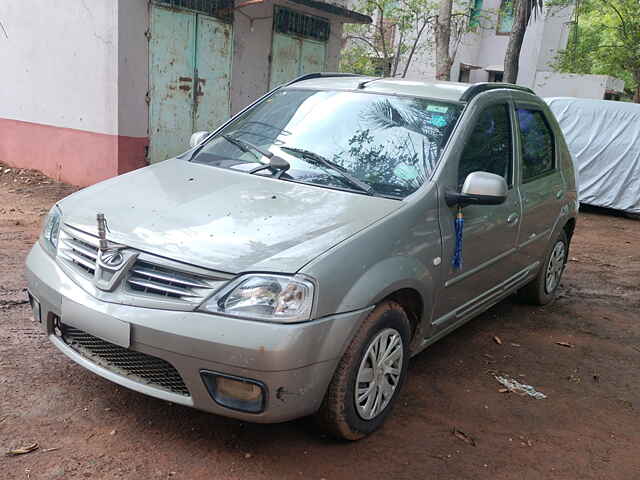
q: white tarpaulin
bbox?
[546,97,640,214]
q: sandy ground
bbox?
[1,164,639,480]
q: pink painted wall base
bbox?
[0,118,148,187]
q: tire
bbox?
[315,301,411,441]
[517,230,569,305]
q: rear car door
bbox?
[514,101,565,266]
[433,97,522,325]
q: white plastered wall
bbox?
[534,73,624,99]
[117,0,149,139]
[0,0,118,135]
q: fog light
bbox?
[201,371,266,413]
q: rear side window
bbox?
[516,109,555,182]
[458,103,513,187]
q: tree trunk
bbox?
[435,0,453,80]
[503,0,530,84]
[634,71,640,103]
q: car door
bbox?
[513,101,565,267]
[433,97,522,327]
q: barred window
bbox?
[154,0,234,22]
[274,7,330,42]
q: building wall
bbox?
[0,0,148,186]
[533,72,625,99]
[117,0,150,175]
[1,0,354,186]
[402,0,572,87]
[230,0,345,115]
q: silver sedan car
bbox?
[26,74,577,440]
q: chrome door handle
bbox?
[507,213,519,224]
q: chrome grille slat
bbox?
[65,238,99,260]
[61,324,190,396]
[130,266,209,288]
[128,277,200,298]
[59,229,99,276]
[65,248,97,271]
[127,261,222,303]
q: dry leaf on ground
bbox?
[452,428,477,446]
[6,443,39,456]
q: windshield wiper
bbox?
[221,134,269,162]
[279,146,375,195]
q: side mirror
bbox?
[189,131,210,148]
[445,171,508,207]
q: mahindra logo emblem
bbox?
[94,213,138,292]
[99,249,124,267]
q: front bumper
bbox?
[25,242,370,423]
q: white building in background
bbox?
[401,0,625,100]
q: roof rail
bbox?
[285,72,366,86]
[460,82,535,102]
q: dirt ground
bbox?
[1,164,639,480]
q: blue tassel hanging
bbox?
[452,206,464,270]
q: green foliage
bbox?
[554,0,640,99]
[339,0,473,77]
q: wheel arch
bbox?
[335,256,434,342]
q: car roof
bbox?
[286,75,536,103]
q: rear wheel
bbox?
[517,230,568,305]
[315,301,411,440]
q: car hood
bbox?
[58,159,403,274]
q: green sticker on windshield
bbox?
[427,105,449,113]
[429,115,447,128]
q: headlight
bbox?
[40,205,62,255]
[198,274,315,323]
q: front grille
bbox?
[57,225,229,309]
[61,324,190,396]
[127,260,222,304]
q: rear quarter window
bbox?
[516,109,555,182]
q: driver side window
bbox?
[458,103,513,187]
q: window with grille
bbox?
[154,0,234,23]
[274,7,330,42]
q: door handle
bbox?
[555,190,564,199]
[507,213,519,224]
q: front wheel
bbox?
[517,230,569,305]
[315,301,411,440]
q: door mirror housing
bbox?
[446,171,508,207]
[189,131,211,148]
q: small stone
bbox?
[244,453,252,459]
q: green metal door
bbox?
[269,34,326,89]
[270,33,302,89]
[149,4,232,163]
[300,39,327,75]
[194,15,232,133]
[148,6,196,164]
[269,7,328,89]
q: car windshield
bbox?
[191,89,462,198]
